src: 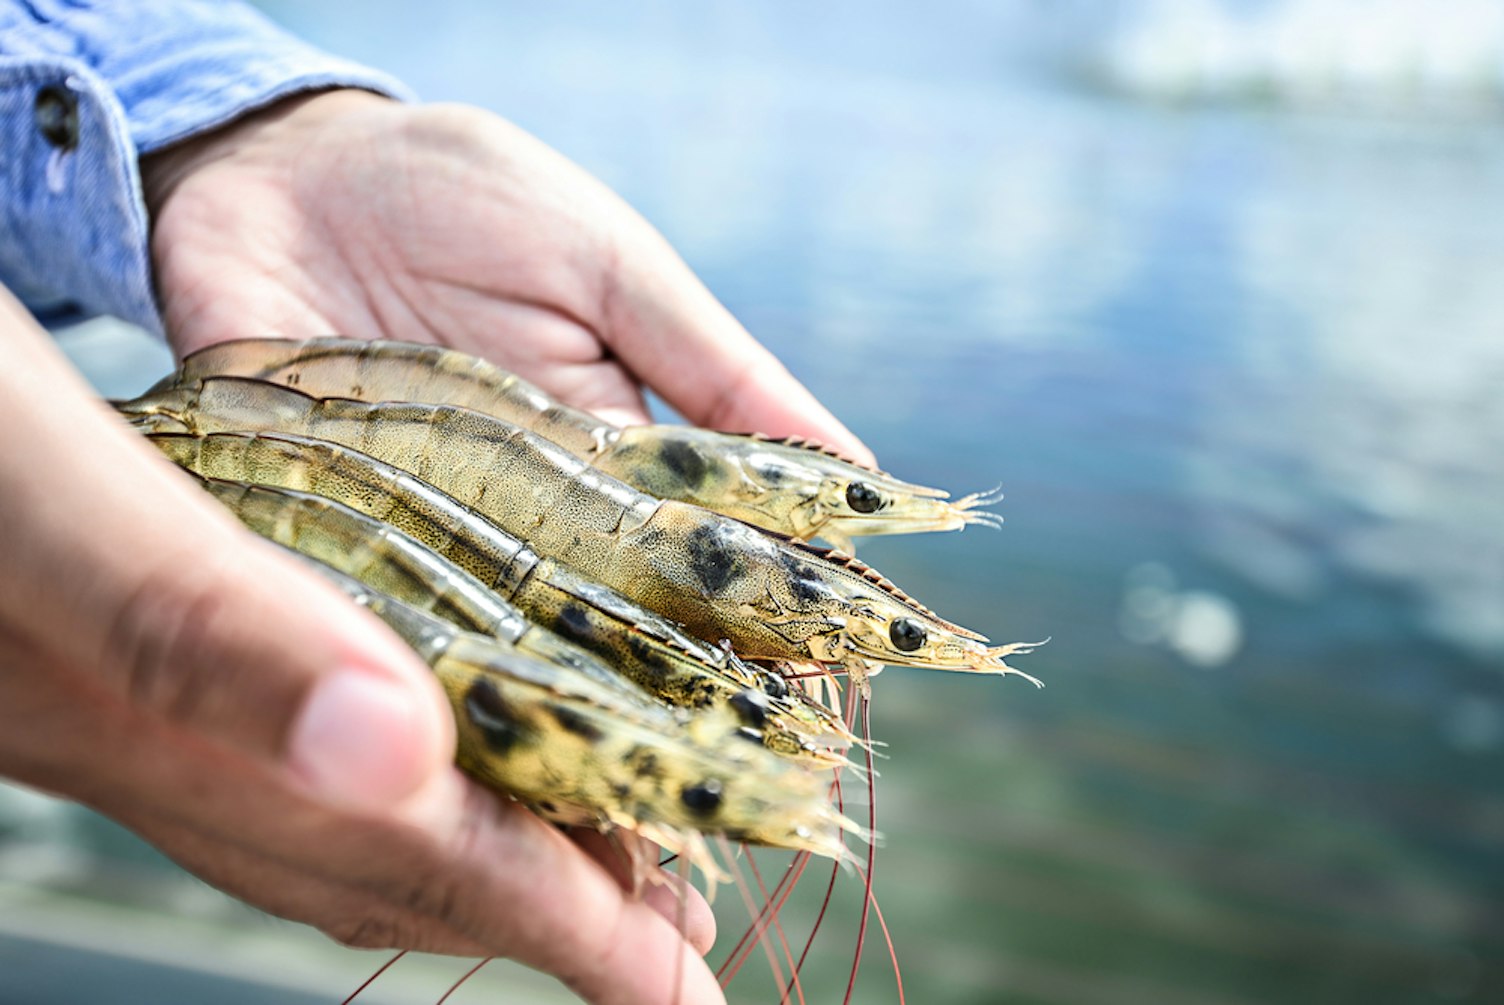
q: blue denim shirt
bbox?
[0,0,410,336]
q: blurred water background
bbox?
[4,1,1503,1002]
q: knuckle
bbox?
[391,863,468,926]
[386,787,510,933]
[103,559,232,728]
[323,912,411,950]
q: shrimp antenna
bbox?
[781,772,847,1003]
[747,849,808,1005]
[841,693,879,1005]
[850,864,907,1005]
[434,958,491,1004]
[716,835,791,998]
[341,949,406,1004]
[717,849,811,985]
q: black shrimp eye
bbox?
[889,617,927,653]
[681,779,724,815]
[845,481,882,514]
[759,672,790,700]
[729,688,771,728]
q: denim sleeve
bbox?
[0,1,413,336]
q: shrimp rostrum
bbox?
[120,377,1042,688]
[156,337,1004,552]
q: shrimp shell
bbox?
[160,337,1004,551]
[196,476,664,711]
[122,379,1040,686]
[305,560,863,863]
[149,429,855,759]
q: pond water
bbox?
[12,3,1504,1003]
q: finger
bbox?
[424,797,726,1005]
[117,805,495,958]
[0,633,716,1005]
[599,226,876,466]
[0,295,452,813]
[569,828,718,956]
[0,634,487,958]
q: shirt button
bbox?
[35,85,79,150]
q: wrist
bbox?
[140,89,396,222]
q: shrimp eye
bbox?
[846,481,882,513]
[889,617,927,653]
[730,688,771,728]
[682,780,724,815]
[759,671,790,700]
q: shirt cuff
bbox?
[0,0,414,336]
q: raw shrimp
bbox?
[158,337,1003,552]
[122,379,1042,689]
[151,430,853,760]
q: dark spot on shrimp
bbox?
[634,751,662,780]
[634,526,667,552]
[611,781,631,800]
[660,438,709,489]
[757,462,786,486]
[537,800,558,814]
[681,780,724,816]
[729,688,771,728]
[465,678,528,755]
[685,523,743,595]
[626,633,672,676]
[549,704,604,742]
[555,602,594,639]
[777,551,825,605]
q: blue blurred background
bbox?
[4,2,1502,1002]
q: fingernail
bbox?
[288,669,441,810]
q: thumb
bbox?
[599,223,878,468]
[97,528,455,812]
[0,302,451,812]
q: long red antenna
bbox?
[435,958,491,1004]
[854,866,906,1005]
[746,849,807,1005]
[718,849,812,985]
[341,949,407,1004]
[840,695,878,1005]
[781,774,846,1004]
[717,836,789,996]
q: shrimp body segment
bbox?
[305,561,861,863]
[123,380,1039,686]
[161,337,1004,550]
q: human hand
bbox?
[142,89,874,463]
[0,287,723,1005]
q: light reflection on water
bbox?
[9,3,1503,1003]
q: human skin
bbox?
[0,90,871,1005]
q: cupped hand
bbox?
[0,289,721,1005]
[142,89,873,463]
[1,88,876,1005]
